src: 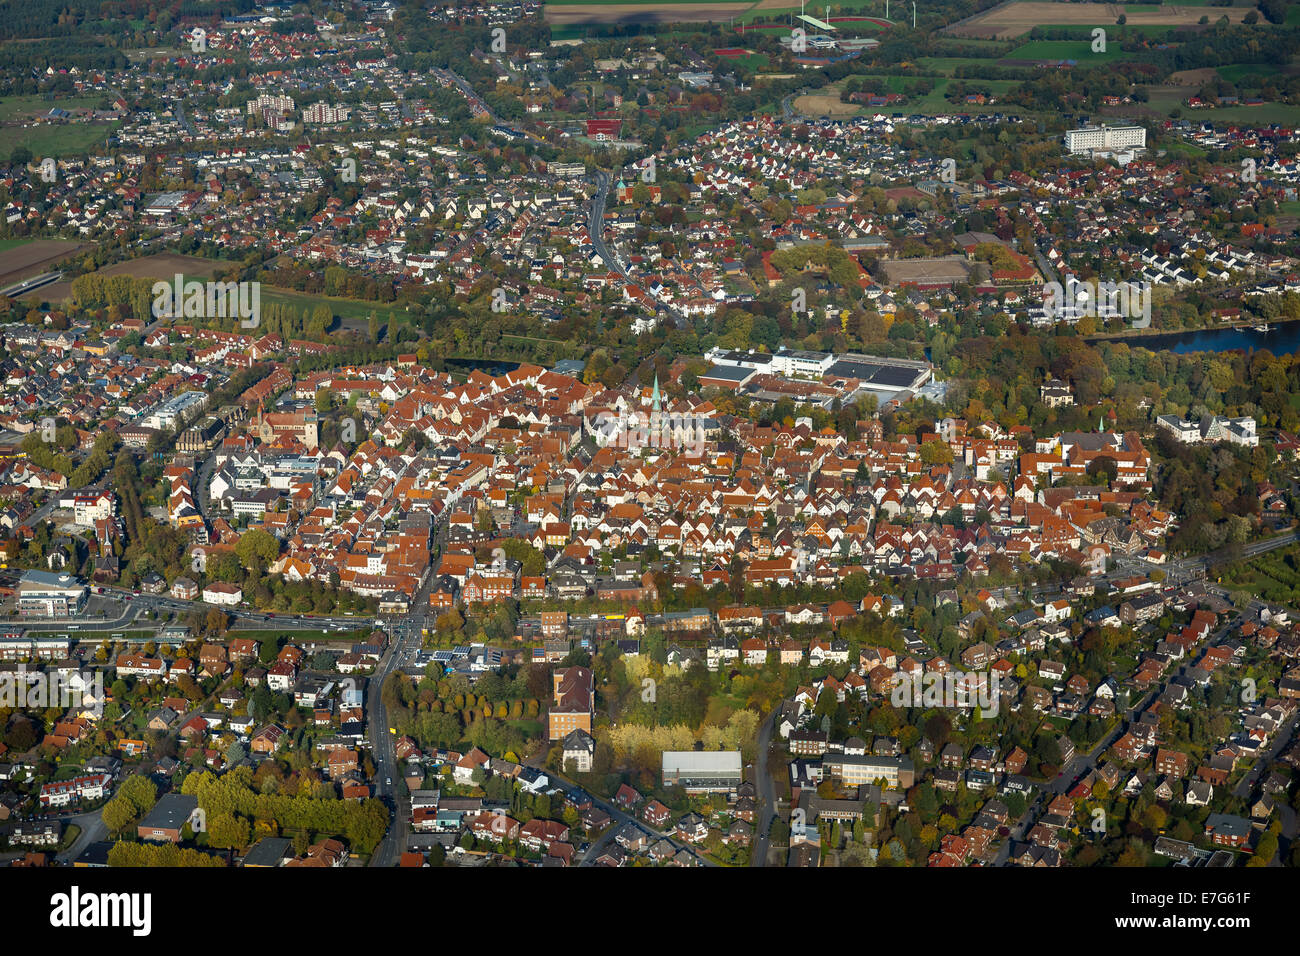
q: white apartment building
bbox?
[1064,125,1147,155]
[303,103,351,124]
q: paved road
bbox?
[195,450,219,521]
[2,271,63,299]
[53,808,107,864]
[173,98,196,138]
[1000,605,1251,864]
[585,168,686,329]
[440,69,499,124]
[368,619,424,867]
[750,708,779,867]
[587,171,622,278]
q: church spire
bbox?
[652,374,661,414]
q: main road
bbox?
[368,618,424,867]
[749,708,779,867]
[997,602,1253,864]
[586,169,686,329]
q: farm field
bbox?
[0,121,119,163]
[545,2,751,26]
[913,56,1001,71]
[0,239,94,289]
[795,76,1024,116]
[944,1,1258,39]
[793,91,863,115]
[750,0,887,9]
[1006,38,1132,61]
[24,252,392,328]
[545,0,895,27]
[1216,62,1288,84]
[21,253,224,303]
[0,94,104,123]
[1193,102,1300,123]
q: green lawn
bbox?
[0,121,118,162]
[506,718,544,737]
[1198,102,1300,123]
[0,94,104,123]
[1216,62,1285,84]
[0,239,33,252]
[717,51,771,70]
[1040,22,1193,34]
[259,285,404,325]
[59,824,81,850]
[1007,39,1133,62]
[915,56,1000,72]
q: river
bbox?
[1114,322,1300,356]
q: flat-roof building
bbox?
[17,570,87,618]
[138,792,200,843]
[1064,125,1146,156]
[698,364,756,390]
[823,754,915,789]
[662,750,743,794]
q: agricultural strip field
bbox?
[1006,38,1131,62]
[545,2,752,26]
[23,253,224,304]
[0,94,104,123]
[0,123,119,163]
[23,252,396,329]
[545,0,895,26]
[0,96,120,162]
[944,1,1258,40]
[0,239,95,289]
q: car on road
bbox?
[386,778,392,786]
